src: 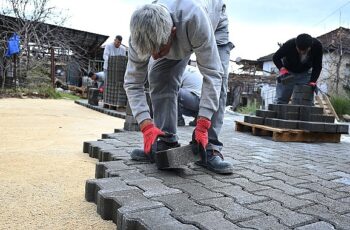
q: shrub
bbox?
[330,95,350,118]
[237,100,260,115]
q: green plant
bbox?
[330,95,350,118]
[237,100,260,114]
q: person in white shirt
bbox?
[103,35,126,74]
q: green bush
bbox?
[237,100,260,115]
[330,95,350,118]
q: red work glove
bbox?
[99,87,104,93]
[279,67,289,76]
[194,118,211,148]
[141,122,165,154]
[308,82,317,92]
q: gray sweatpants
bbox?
[148,42,232,151]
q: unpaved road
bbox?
[0,99,124,230]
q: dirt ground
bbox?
[0,99,125,230]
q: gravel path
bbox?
[0,99,122,230]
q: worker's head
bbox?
[114,35,122,48]
[130,4,176,60]
[88,71,97,81]
[296,33,313,55]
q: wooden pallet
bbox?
[103,103,126,112]
[314,93,339,121]
[235,121,341,143]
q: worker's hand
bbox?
[194,117,211,149]
[279,67,289,76]
[141,121,165,154]
[277,67,290,83]
[308,82,317,92]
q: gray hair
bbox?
[130,4,173,60]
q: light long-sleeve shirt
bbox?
[103,43,126,70]
[124,0,229,123]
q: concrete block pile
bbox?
[244,104,349,134]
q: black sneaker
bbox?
[196,150,233,174]
[130,140,180,162]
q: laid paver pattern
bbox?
[83,112,350,229]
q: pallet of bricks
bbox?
[103,56,128,110]
[235,86,349,143]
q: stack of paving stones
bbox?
[83,124,350,229]
[244,104,349,134]
[104,56,128,107]
[88,88,99,106]
[291,85,314,106]
[75,100,126,119]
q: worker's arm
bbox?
[123,38,151,124]
[310,40,323,83]
[273,41,291,70]
[187,6,223,121]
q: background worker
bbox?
[124,0,235,174]
[273,33,323,104]
[88,71,105,90]
[178,65,203,127]
[103,35,126,77]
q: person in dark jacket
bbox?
[273,33,323,104]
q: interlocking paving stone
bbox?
[199,197,263,222]
[152,193,212,216]
[298,192,350,213]
[213,185,269,205]
[221,177,270,192]
[171,182,223,200]
[298,205,350,229]
[127,177,182,198]
[233,170,274,182]
[294,221,335,230]
[122,207,198,230]
[247,200,315,227]
[97,189,163,222]
[262,172,309,185]
[178,211,242,230]
[254,188,313,209]
[95,161,135,179]
[296,182,349,199]
[259,179,310,195]
[184,175,231,188]
[239,215,290,230]
[85,177,139,203]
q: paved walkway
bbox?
[84,112,350,230]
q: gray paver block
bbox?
[256,109,277,118]
[298,121,325,132]
[295,221,335,230]
[254,188,313,209]
[298,192,350,213]
[96,189,163,222]
[127,177,182,198]
[148,170,195,186]
[153,193,212,216]
[278,120,299,129]
[296,182,349,199]
[234,170,274,182]
[213,185,268,204]
[248,200,315,227]
[323,123,338,133]
[96,161,135,179]
[298,205,350,229]
[155,145,200,169]
[172,182,223,200]
[199,197,263,222]
[263,172,309,185]
[85,177,138,203]
[221,177,270,192]
[310,114,335,123]
[122,207,198,230]
[259,179,309,195]
[239,215,290,230]
[179,211,241,230]
[185,175,231,188]
[244,115,265,125]
[285,112,299,120]
[299,105,324,116]
[268,103,280,112]
[337,124,349,134]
